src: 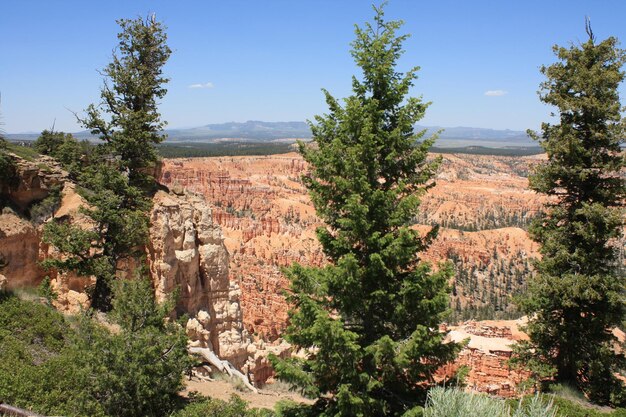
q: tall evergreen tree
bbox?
[271,6,458,416]
[82,14,171,189]
[517,23,626,405]
[43,15,170,310]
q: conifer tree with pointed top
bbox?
[82,14,171,190]
[517,23,626,405]
[42,15,171,311]
[270,5,458,416]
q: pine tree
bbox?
[270,6,458,416]
[42,15,170,311]
[82,14,171,189]
[517,23,626,405]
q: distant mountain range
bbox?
[7,121,536,148]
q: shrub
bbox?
[173,394,274,417]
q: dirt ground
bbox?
[183,377,313,410]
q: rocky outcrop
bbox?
[149,190,291,379]
[437,319,533,397]
[149,190,250,366]
[4,154,67,211]
[0,154,69,290]
[0,212,45,289]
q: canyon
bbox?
[159,152,546,338]
[0,150,553,396]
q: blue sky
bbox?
[2,0,626,133]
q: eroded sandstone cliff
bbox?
[149,190,249,365]
[0,154,68,291]
[159,153,546,337]
[437,319,533,397]
[0,153,289,384]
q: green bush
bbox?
[173,394,274,417]
[0,140,17,190]
[423,386,626,417]
[0,281,190,417]
[33,130,90,178]
[424,387,510,417]
[423,387,565,417]
[0,293,105,416]
[6,142,40,161]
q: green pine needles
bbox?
[516,23,626,406]
[270,5,458,416]
[82,14,171,190]
[42,15,171,311]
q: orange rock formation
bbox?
[159,152,546,337]
[438,319,533,397]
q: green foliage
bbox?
[0,293,106,416]
[508,390,626,417]
[34,129,69,155]
[82,14,171,189]
[424,387,510,417]
[0,281,189,417]
[429,146,543,157]
[0,153,16,189]
[273,400,321,417]
[173,394,274,417]
[5,141,40,161]
[77,278,190,417]
[0,138,17,189]
[424,387,561,417]
[157,141,296,158]
[42,159,152,310]
[34,129,91,178]
[271,6,458,416]
[517,26,626,405]
[37,276,58,305]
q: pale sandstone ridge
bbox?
[149,189,290,383]
[149,190,249,365]
[437,319,532,397]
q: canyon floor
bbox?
[183,378,313,410]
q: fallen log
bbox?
[0,403,46,417]
[189,346,258,393]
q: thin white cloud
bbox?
[484,90,508,97]
[188,82,214,89]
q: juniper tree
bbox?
[271,6,458,416]
[517,23,626,405]
[43,164,151,310]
